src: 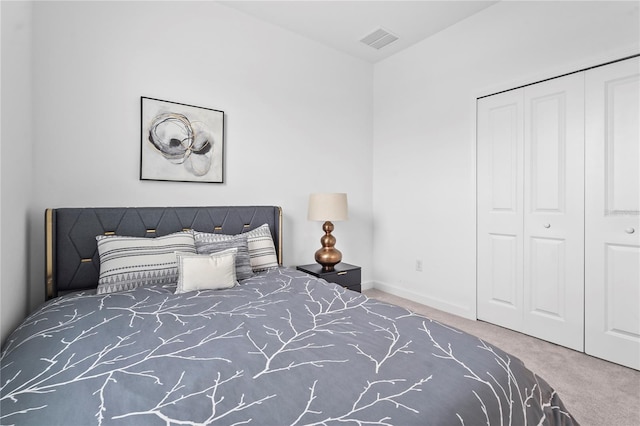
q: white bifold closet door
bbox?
[585,57,640,370]
[477,73,585,351]
[477,89,525,333]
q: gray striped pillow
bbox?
[193,232,253,280]
[244,224,279,271]
[96,231,196,294]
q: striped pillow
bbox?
[193,232,253,280]
[244,224,279,271]
[96,231,196,294]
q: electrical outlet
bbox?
[415,259,423,272]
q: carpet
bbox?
[364,289,640,426]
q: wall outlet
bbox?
[415,259,423,272]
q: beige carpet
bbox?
[364,289,640,426]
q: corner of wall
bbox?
[1,0,35,345]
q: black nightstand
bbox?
[296,262,361,293]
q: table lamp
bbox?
[308,193,348,271]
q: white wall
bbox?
[3,0,638,345]
[1,1,34,343]
[372,1,639,318]
[1,1,374,344]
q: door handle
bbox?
[543,223,551,229]
[625,227,635,234]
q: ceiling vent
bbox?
[360,28,399,50]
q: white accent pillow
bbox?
[175,248,238,294]
[244,224,279,271]
[96,231,196,295]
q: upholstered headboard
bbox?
[45,206,282,299]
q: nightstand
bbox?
[296,262,361,293]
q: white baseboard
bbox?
[361,280,375,291]
[368,281,476,321]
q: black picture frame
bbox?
[140,97,224,183]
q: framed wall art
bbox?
[141,97,224,183]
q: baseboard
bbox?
[361,280,375,291]
[369,281,476,320]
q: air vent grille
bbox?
[360,28,399,50]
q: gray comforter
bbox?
[1,267,577,425]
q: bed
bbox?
[1,206,577,425]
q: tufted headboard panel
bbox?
[45,206,282,299]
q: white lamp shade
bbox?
[308,193,348,221]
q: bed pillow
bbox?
[175,248,238,294]
[95,231,196,295]
[193,232,253,280]
[244,224,279,271]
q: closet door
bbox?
[523,74,585,351]
[585,57,640,370]
[478,73,585,350]
[477,89,524,331]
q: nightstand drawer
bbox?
[321,268,361,289]
[296,262,362,293]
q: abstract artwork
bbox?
[140,97,224,183]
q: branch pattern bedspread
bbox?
[1,267,576,425]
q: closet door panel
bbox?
[487,234,519,308]
[606,75,639,212]
[604,244,639,337]
[477,89,524,331]
[523,74,585,351]
[528,237,566,318]
[585,56,640,370]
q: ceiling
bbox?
[220,1,499,63]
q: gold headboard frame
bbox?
[277,206,283,266]
[45,208,54,301]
